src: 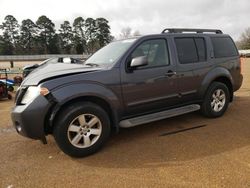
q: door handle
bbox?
[165,70,177,77]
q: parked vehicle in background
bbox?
[22,57,84,77]
[0,69,13,100]
[11,28,243,157]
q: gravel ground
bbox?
[0,59,249,188]
[0,61,41,68]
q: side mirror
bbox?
[130,56,148,68]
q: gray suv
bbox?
[11,28,243,157]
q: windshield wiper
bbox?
[85,63,99,67]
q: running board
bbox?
[119,104,200,128]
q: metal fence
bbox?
[0,54,90,61]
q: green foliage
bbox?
[95,18,111,47]
[0,15,19,54]
[59,21,74,54]
[18,19,38,54]
[0,15,113,55]
[0,36,4,54]
[73,17,86,54]
[36,15,56,54]
[85,18,98,53]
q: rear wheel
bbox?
[201,82,230,118]
[53,102,111,157]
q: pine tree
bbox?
[73,17,87,54]
[1,15,20,54]
[19,19,38,54]
[59,21,73,54]
[36,15,56,54]
[95,18,112,47]
[85,18,98,53]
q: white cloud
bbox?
[0,0,249,40]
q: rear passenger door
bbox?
[174,36,208,103]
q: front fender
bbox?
[53,82,120,105]
[47,82,122,130]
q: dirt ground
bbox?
[0,59,250,188]
[0,61,41,68]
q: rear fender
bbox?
[197,67,233,99]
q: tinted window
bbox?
[195,38,206,61]
[131,39,169,68]
[211,37,238,58]
[175,38,198,64]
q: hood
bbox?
[22,63,103,86]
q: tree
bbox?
[0,15,19,54]
[48,33,60,54]
[0,35,4,55]
[119,27,141,39]
[238,28,250,49]
[85,18,98,53]
[73,17,86,54]
[0,15,114,55]
[59,21,73,54]
[95,18,112,47]
[36,15,57,54]
[119,27,132,39]
[19,19,38,54]
[1,15,19,44]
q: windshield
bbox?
[84,39,136,66]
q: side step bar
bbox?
[119,104,200,128]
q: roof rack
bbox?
[161,28,223,34]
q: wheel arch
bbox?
[198,68,234,102]
[45,95,120,135]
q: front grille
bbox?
[15,87,27,105]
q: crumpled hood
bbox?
[22,63,103,86]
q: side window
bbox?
[195,38,206,62]
[175,38,198,64]
[131,39,169,68]
[175,37,207,64]
[211,37,238,58]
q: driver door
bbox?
[121,38,179,117]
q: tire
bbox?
[53,102,111,157]
[201,82,230,118]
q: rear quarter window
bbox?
[211,37,238,58]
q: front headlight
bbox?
[21,86,50,104]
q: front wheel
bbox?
[201,82,230,118]
[53,102,111,157]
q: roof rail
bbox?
[161,28,223,34]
